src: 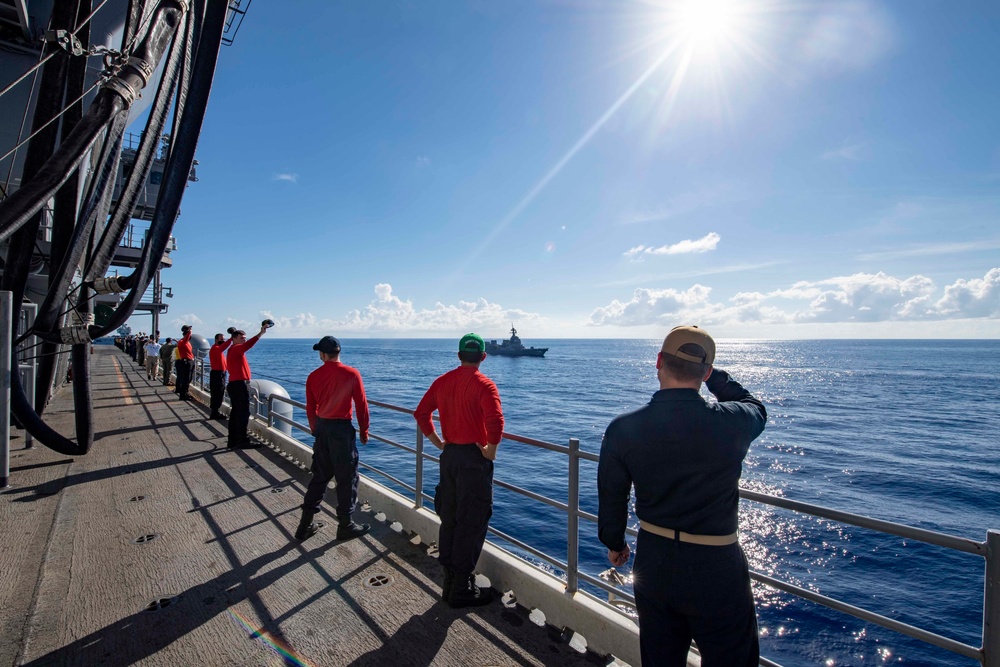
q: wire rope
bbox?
[0,78,104,167]
[0,0,113,102]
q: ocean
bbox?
[239,338,999,667]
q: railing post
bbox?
[1,291,11,488]
[985,530,1000,667]
[414,429,424,509]
[566,437,580,594]
[267,395,274,429]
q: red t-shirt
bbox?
[176,330,193,360]
[305,360,370,438]
[227,335,260,381]
[209,339,232,372]
[414,365,504,448]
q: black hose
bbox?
[0,92,122,245]
[4,1,187,453]
[0,1,187,246]
[4,0,89,455]
[83,5,188,283]
[88,0,227,339]
[32,111,127,335]
[70,287,95,452]
[37,1,93,414]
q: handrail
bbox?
[219,388,992,667]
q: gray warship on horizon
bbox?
[486,325,548,357]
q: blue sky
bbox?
[129,1,999,339]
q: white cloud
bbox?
[932,269,1000,318]
[169,314,203,330]
[589,285,716,326]
[589,269,1000,327]
[624,232,721,260]
[273,173,298,183]
[253,284,545,336]
[415,156,431,167]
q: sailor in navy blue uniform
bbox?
[597,325,767,667]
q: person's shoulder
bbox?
[607,402,651,428]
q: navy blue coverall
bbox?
[598,369,767,667]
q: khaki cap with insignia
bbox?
[661,325,715,364]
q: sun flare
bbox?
[675,0,741,48]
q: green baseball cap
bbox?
[459,333,485,353]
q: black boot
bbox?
[448,572,492,608]
[441,567,455,602]
[295,510,324,541]
[336,513,370,541]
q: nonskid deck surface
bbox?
[1,347,600,666]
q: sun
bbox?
[675,0,742,48]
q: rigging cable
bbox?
[0,0,113,103]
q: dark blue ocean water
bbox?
[243,338,1000,667]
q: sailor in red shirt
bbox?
[174,325,195,400]
[225,323,267,448]
[414,333,504,608]
[208,332,233,420]
[294,336,371,542]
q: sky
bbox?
[126,0,1000,339]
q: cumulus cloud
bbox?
[273,173,298,183]
[589,269,1000,327]
[253,284,544,336]
[624,232,721,261]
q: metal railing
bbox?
[199,380,995,667]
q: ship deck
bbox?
[0,347,606,666]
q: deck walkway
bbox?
[1,347,605,666]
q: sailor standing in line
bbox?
[294,336,371,542]
[143,337,161,380]
[414,333,504,608]
[225,323,268,448]
[597,326,767,666]
[174,325,195,400]
[159,337,175,385]
[208,332,232,420]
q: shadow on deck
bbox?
[1,347,605,666]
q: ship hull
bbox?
[488,347,548,357]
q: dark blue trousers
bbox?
[174,358,193,398]
[226,380,251,445]
[633,530,759,667]
[209,370,226,414]
[302,418,359,518]
[435,444,493,575]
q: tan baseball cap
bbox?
[661,325,715,364]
